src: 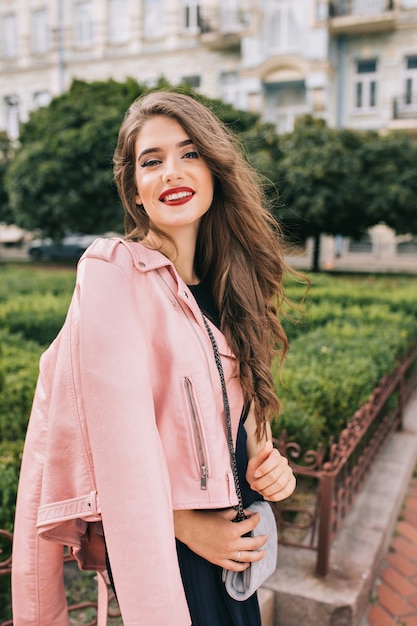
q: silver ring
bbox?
[237,551,241,561]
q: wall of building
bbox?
[1,1,416,137]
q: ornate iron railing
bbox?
[0,533,121,626]
[271,346,417,576]
[329,0,394,17]
[393,95,417,119]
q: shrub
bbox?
[0,331,43,442]
[0,292,71,345]
[273,281,417,451]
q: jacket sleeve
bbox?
[76,252,190,626]
[12,360,69,626]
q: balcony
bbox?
[197,6,252,50]
[329,0,396,35]
[388,95,417,133]
[393,95,417,119]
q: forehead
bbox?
[135,115,190,152]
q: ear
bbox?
[135,191,142,205]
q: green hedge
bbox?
[273,274,417,450]
[0,331,44,441]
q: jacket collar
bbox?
[116,239,235,358]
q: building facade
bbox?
[1,0,416,139]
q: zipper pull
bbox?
[200,465,208,490]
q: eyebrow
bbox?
[138,139,194,161]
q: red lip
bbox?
[159,186,195,205]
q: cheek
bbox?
[134,172,144,205]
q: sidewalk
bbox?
[361,472,417,626]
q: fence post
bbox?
[316,470,335,576]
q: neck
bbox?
[145,227,200,285]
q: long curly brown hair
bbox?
[113,90,291,439]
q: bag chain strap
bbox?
[202,315,247,523]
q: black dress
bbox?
[175,282,262,626]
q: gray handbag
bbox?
[202,317,278,601]
[222,500,277,601]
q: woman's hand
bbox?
[246,440,296,502]
[173,508,267,571]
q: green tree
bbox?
[275,116,369,271]
[0,132,14,224]
[5,78,281,240]
[275,116,417,271]
[5,78,144,239]
[359,130,417,235]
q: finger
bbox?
[252,468,290,493]
[239,534,268,553]
[253,449,287,481]
[218,508,245,522]
[248,440,274,475]
[263,474,297,502]
[223,560,251,572]
[224,547,267,571]
[238,548,266,564]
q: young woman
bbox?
[12,91,296,626]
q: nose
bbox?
[161,158,182,184]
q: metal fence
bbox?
[271,346,417,575]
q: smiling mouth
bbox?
[161,190,194,203]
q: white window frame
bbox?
[405,55,417,105]
[183,0,201,34]
[32,8,49,54]
[315,1,329,21]
[74,1,93,47]
[143,0,165,39]
[353,59,378,113]
[2,14,18,58]
[108,0,129,43]
[220,0,244,33]
[265,0,299,54]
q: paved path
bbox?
[363,471,417,626]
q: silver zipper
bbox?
[154,270,214,490]
[184,377,209,490]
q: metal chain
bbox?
[202,315,247,522]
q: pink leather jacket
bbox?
[12,238,244,626]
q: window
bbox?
[2,14,18,58]
[315,1,328,21]
[268,83,307,134]
[181,75,201,89]
[74,2,93,47]
[108,0,129,43]
[183,0,201,34]
[354,59,378,111]
[143,0,165,38]
[220,72,246,110]
[32,8,49,54]
[266,0,300,53]
[405,55,417,105]
[220,0,246,32]
[351,0,389,15]
[4,95,20,138]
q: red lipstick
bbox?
[159,187,195,205]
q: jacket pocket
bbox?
[182,377,210,490]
